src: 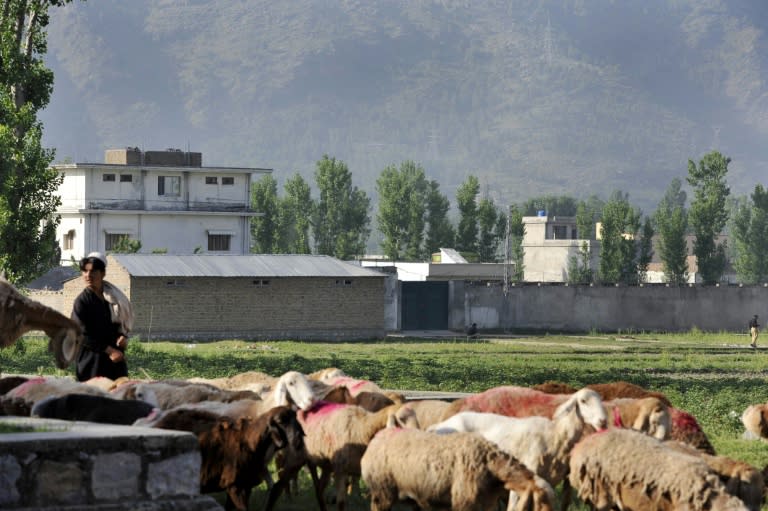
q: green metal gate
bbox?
[401,281,449,330]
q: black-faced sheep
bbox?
[297,401,419,511]
[0,279,83,369]
[148,404,304,511]
[31,393,157,425]
[361,427,556,511]
[569,429,748,511]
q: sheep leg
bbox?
[559,479,572,511]
[224,486,250,511]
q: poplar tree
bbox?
[312,155,370,259]
[654,178,688,284]
[376,161,427,261]
[424,179,454,255]
[731,185,768,284]
[0,0,73,283]
[455,175,479,255]
[687,151,730,284]
[279,173,312,254]
[249,174,279,253]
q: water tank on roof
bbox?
[537,210,547,217]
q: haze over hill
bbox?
[41,0,768,218]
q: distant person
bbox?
[71,252,134,381]
[466,322,478,340]
[749,314,759,349]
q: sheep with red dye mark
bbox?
[297,401,419,511]
[1,376,110,416]
[534,381,713,453]
[603,397,670,440]
[361,427,556,511]
[428,388,607,491]
[569,429,748,511]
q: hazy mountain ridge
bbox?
[41,0,768,215]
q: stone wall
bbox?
[451,282,768,333]
[0,417,222,511]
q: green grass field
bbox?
[3,330,768,510]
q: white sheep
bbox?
[569,428,749,511]
[360,427,556,511]
[187,370,278,394]
[296,401,419,511]
[427,388,607,493]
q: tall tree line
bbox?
[0,0,73,284]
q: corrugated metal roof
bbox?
[111,254,387,278]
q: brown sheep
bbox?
[399,399,454,429]
[149,405,304,511]
[569,429,747,511]
[361,427,556,511]
[0,280,83,369]
[297,402,420,511]
[665,440,765,511]
[742,403,768,439]
[604,397,671,440]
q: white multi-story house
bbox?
[53,147,271,262]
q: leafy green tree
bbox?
[731,185,768,284]
[575,199,600,240]
[477,197,500,262]
[522,195,579,216]
[109,237,141,254]
[567,241,593,284]
[249,174,279,253]
[376,161,427,261]
[599,191,641,284]
[654,178,688,285]
[0,0,74,284]
[687,151,730,284]
[278,173,312,254]
[424,179,454,255]
[455,175,480,254]
[637,216,654,283]
[507,204,525,281]
[312,155,370,259]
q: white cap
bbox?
[86,251,107,268]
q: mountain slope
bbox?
[41,0,768,215]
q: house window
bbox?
[552,225,568,239]
[222,177,235,185]
[103,174,115,182]
[253,279,271,287]
[335,279,353,287]
[158,176,181,196]
[105,233,130,251]
[166,280,186,287]
[63,229,75,250]
[205,176,218,185]
[208,234,231,251]
[120,174,132,182]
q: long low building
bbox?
[34,254,387,341]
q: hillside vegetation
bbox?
[41,0,768,215]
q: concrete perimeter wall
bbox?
[451,282,768,333]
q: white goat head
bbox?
[132,384,160,408]
[555,388,607,430]
[272,371,316,410]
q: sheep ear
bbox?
[273,380,289,407]
[554,396,578,420]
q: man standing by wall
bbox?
[750,315,759,348]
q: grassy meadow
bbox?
[3,330,768,509]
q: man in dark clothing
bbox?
[750,315,759,349]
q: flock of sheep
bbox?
[2,368,768,511]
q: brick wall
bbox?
[32,256,386,341]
